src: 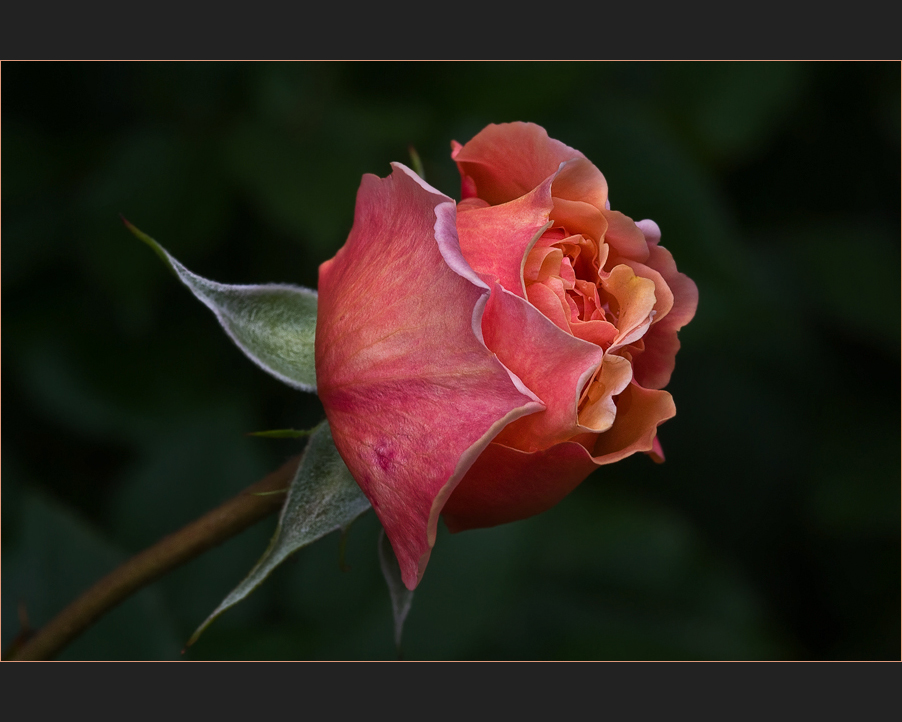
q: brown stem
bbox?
[6,454,302,661]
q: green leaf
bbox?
[378,528,414,653]
[188,422,371,646]
[124,219,318,392]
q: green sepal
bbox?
[187,422,371,647]
[125,218,318,392]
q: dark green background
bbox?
[3,62,899,660]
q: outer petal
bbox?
[316,164,544,589]
[591,382,676,464]
[443,382,677,533]
[601,210,651,263]
[456,174,555,298]
[646,244,698,333]
[452,122,585,205]
[631,240,699,390]
[442,440,598,532]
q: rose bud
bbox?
[316,123,697,590]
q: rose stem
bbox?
[6,454,302,661]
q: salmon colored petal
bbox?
[452,122,584,205]
[569,318,618,348]
[621,259,675,323]
[523,246,563,285]
[525,280,572,332]
[602,210,651,263]
[442,440,598,532]
[484,284,604,451]
[601,264,657,348]
[552,157,609,213]
[591,382,676,464]
[648,436,665,463]
[646,244,699,333]
[577,353,633,433]
[551,197,607,241]
[444,382,676,533]
[316,163,544,589]
[457,196,490,212]
[631,243,699,389]
[456,175,555,298]
[632,322,682,390]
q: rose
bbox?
[315,122,697,590]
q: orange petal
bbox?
[631,244,698,389]
[569,318,619,348]
[551,196,607,241]
[452,122,585,205]
[442,440,598,532]
[523,246,564,285]
[601,264,657,348]
[456,174,555,298]
[484,284,604,451]
[552,157,609,213]
[577,353,633,433]
[621,259,675,324]
[526,279,572,332]
[591,382,676,464]
[602,210,651,263]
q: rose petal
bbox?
[569,318,619,348]
[601,264,657,348]
[591,382,676,464]
[456,174,555,298]
[523,246,564,285]
[577,353,633,433]
[316,163,544,589]
[442,440,598,532]
[525,280,572,332]
[636,218,662,246]
[647,435,666,463]
[602,210,651,263]
[452,122,585,205]
[484,284,604,451]
[631,244,699,389]
[552,157,609,213]
[621,259,675,323]
[551,197,607,241]
[646,244,698,333]
[444,382,677,532]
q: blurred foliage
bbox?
[2,61,899,660]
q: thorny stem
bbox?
[6,455,302,661]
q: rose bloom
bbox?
[315,123,698,589]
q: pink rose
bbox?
[316,122,697,590]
